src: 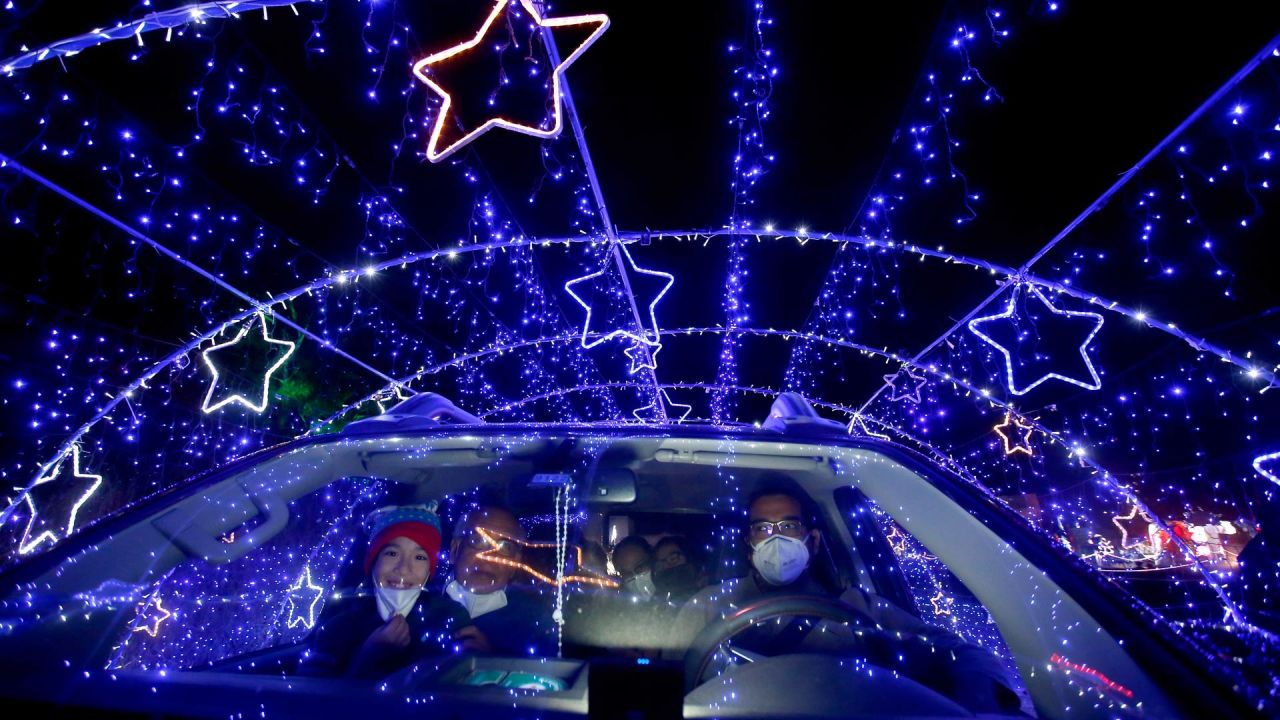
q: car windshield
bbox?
[0,430,1212,718]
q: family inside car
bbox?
[301,474,1023,716]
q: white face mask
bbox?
[374,575,423,622]
[622,571,656,599]
[751,534,810,586]
[446,579,508,619]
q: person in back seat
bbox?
[652,535,708,603]
[611,535,655,599]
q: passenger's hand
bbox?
[454,624,492,654]
[368,614,412,649]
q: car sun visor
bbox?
[151,479,290,565]
[651,448,828,472]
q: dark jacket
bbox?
[300,592,468,679]
[670,571,1021,714]
[451,584,556,656]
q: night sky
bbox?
[3,0,1280,574]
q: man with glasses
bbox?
[670,480,1020,714]
[444,505,553,655]
[652,536,708,602]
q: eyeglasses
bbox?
[611,555,652,581]
[748,519,806,538]
[655,550,686,569]
[463,529,522,558]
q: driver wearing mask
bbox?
[670,480,1021,715]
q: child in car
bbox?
[300,503,469,679]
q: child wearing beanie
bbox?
[301,502,467,679]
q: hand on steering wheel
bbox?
[681,594,883,692]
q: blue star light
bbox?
[883,366,928,404]
[564,244,675,350]
[968,284,1105,396]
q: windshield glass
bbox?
[0,432,1192,718]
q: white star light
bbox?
[1253,451,1280,486]
[564,243,675,350]
[285,566,326,630]
[632,389,692,423]
[847,414,890,441]
[623,340,662,375]
[15,444,104,555]
[201,312,297,414]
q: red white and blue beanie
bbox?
[362,502,443,576]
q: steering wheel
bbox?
[682,594,883,692]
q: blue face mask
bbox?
[751,534,810,586]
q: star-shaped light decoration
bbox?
[968,284,1105,396]
[883,366,927,404]
[132,596,173,638]
[929,590,955,617]
[285,566,326,630]
[473,527,618,589]
[565,244,675,350]
[14,444,104,555]
[847,413,890,441]
[412,0,610,162]
[201,312,297,414]
[632,389,692,423]
[623,340,662,375]
[993,411,1035,456]
[373,385,415,414]
[1111,504,1156,552]
[1253,451,1280,487]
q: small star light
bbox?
[929,590,955,617]
[412,0,609,162]
[15,443,104,555]
[373,385,414,414]
[993,411,1035,456]
[1111,504,1155,551]
[632,389,692,423]
[1252,451,1280,486]
[968,284,1105,396]
[285,566,326,630]
[201,312,297,414]
[847,413,890,440]
[883,366,928,404]
[564,244,675,349]
[132,596,173,638]
[623,340,662,374]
